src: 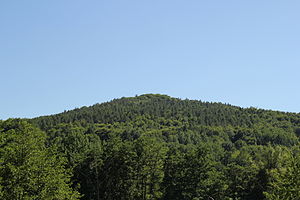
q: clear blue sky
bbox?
[1,1,300,119]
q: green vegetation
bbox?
[2,94,300,199]
[0,119,80,200]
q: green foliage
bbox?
[133,135,168,200]
[2,94,300,199]
[264,147,300,200]
[96,134,167,200]
[0,119,80,200]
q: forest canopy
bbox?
[2,94,300,199]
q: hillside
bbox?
[32,94,300,147]
[2,94,300,199]
[33,93,300,129]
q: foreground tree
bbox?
[264,147,300,200]
[0,119,80,200]
[133,135,168,200]
[47,123,103,200]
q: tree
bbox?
[99,137,136,200]
[0,119,80,200]
[264,147,300,200]
[47,123,104,200]
[133,135,168,200]
[179,144,227,200]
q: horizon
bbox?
[1,1,300,119]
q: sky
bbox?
[0,1,300,119]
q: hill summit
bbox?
[33,94,300,132]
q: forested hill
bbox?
[32,94,300,131]
[3,94,300,199]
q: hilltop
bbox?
[32,93,300,129]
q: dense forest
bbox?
[1,94,300,199]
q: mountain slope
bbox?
[32,94,300,131]
[24,94,300,199]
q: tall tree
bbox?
[0,119,80,200]
[133,135,168,200]
[264,147,300,200]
